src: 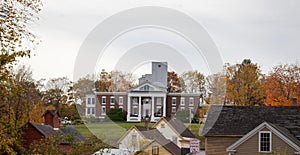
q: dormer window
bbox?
[259,131,272,152]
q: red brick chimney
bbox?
[42,110,60,130]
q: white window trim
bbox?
[110,96,115,105]
[172,97,176,106]
[102,96,106,104]
[189,97,194,106]
[180,97,185,106]
[101,106,106,115]
[258,131,272,153]
[119,96,123,105]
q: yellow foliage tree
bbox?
[29,101,45,123]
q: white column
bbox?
[138,96,142,121]
[127,95,131,121]
[163,95,166,117]
[151,96,155,122]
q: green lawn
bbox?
[74,122,205,148]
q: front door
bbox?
[142,98,151,118]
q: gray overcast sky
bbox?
[23,0,300,81]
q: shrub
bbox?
[106,108,126,122]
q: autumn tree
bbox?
[206,72,226,104]
[167,71,183,93]
[95,70,135,92]
[0,65,41,153]
[73,74,95,103]
[180,70,206,94]
[265,63,300,106]
[41,77,72,109]
[225,59,265,105]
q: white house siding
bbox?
[155,120,183,148]
[118,128,143,153]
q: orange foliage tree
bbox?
[265,63,300,106]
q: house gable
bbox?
[118,126,150,152]
[130,82,166,93]
[153,118,181,140]
[227,122,300,154]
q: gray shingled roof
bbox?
[29,122,86,144]
[165,117,196,138]
[29,122,56,136]
[202,105,300,143]
[135,126,181,155]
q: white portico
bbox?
[127,82,167,122]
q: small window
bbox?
[92,98,95,104]
[156,106,161,116]
[110,96,115,105]
[259,131,272,152]
[152,146,159,155]
[180,97,185,106]
[102,96,106,104]
[172,97,176,106]
[101,106,106,115]
[172,107,176,113]
[87,98,91,104]
[87,108,90,114]
[119,97,123,105]
[189,97,194,106]
[91,108,95,114]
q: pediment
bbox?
[130,82,166,92]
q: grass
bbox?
[74,122,205,148]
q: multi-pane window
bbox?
[172,107,176,113]
[119,97,123,105]
[152,146,159,155]
[259,131,271,152]
[156,97,162,105]
[189,97,194,106]
[101,106,106,115]
[180,97,185,106]
[92,98,95,104]
[110,96,115,105]
[87,108,90,114]
[133,106,138,115]
[102,96,106,104]
[156,106,161,116]
[91,108,95,114]
[172,97,176,106]
[87,98,91,104]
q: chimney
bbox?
[43,110,60,130]
[292,98,297,106]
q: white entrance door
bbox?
[143,98,151,118]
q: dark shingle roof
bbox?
[42,110,60,117]
[202,105,300,142]
[29,122,56,136]
[165,117,195,138]
[29,122,86,144]
[135,126,181,155]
